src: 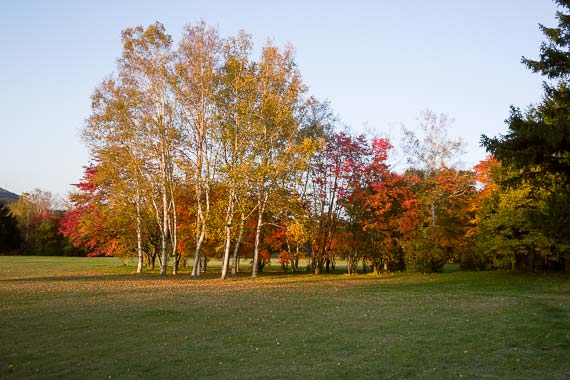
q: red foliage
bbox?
[260,249,271,264]
[366,171,422,239]
[174,184,198,255]
[278,250,291,266]
[59,163,119,257]
[473,155,500,196]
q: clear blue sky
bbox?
[0,0,557,196]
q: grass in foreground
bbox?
[0,256,569,379]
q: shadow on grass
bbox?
[4,264,564,297]
[0,266,391,286]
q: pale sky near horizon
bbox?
[0,0,558,197]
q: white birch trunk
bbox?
[251,193,268,278]
[171,193,178,275]
[220,186,235,280]
[191,212,206,277]
[231,215,245,275]
[135,193,144,274]
[159,183,169,276]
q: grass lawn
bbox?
[1,256,569,379]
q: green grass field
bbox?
[1,256,569,379]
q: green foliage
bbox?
[522,0,570,80]
[473,164,570,270]
[7,190,85,257]
[481,1,570,179]
[0,202,21,253]
[459,247,488,271]
[479,1,570,272]
[27,213,84,257]
[401,228,447,273]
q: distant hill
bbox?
[0,187,19,204]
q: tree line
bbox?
[0,189,81,256]
[2,1,570,275]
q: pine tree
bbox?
[481,1,570,271]
[482,1,570,180]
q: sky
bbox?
[0,0,559,197]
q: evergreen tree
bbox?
[0,202,21,253]
[481,1,570,271]
[482,0,570,180]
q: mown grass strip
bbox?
[0,257,569,379]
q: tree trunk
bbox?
[564,255,570,273]
[527,251,535,273]
[313,257,322,275]
[147,246,157,271]
[314,263,321,275]
[172,256,179,275]
[221,225,232,280]
[290,256,298,272]
[231,216,245,276]
[201,256,208,273]
[191,219,206,277]
[221,187,235,280]
[191,241,200,275]
[252,194,267,279]
[373,261,380,275]
[135,196,144,274]
[160,189,169,277]
[171,197,178,276]
[191,180,208,277]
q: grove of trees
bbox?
[2,1,569,275]
[0,189,83,256]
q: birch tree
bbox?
[250,42,308,278]
[173,22,222,277]
[119,23,180,276]
[215,32,257,280]
[400,110,470,272]
[401,110,465,227]
[82,78,149,272]
[82,23,180,274]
